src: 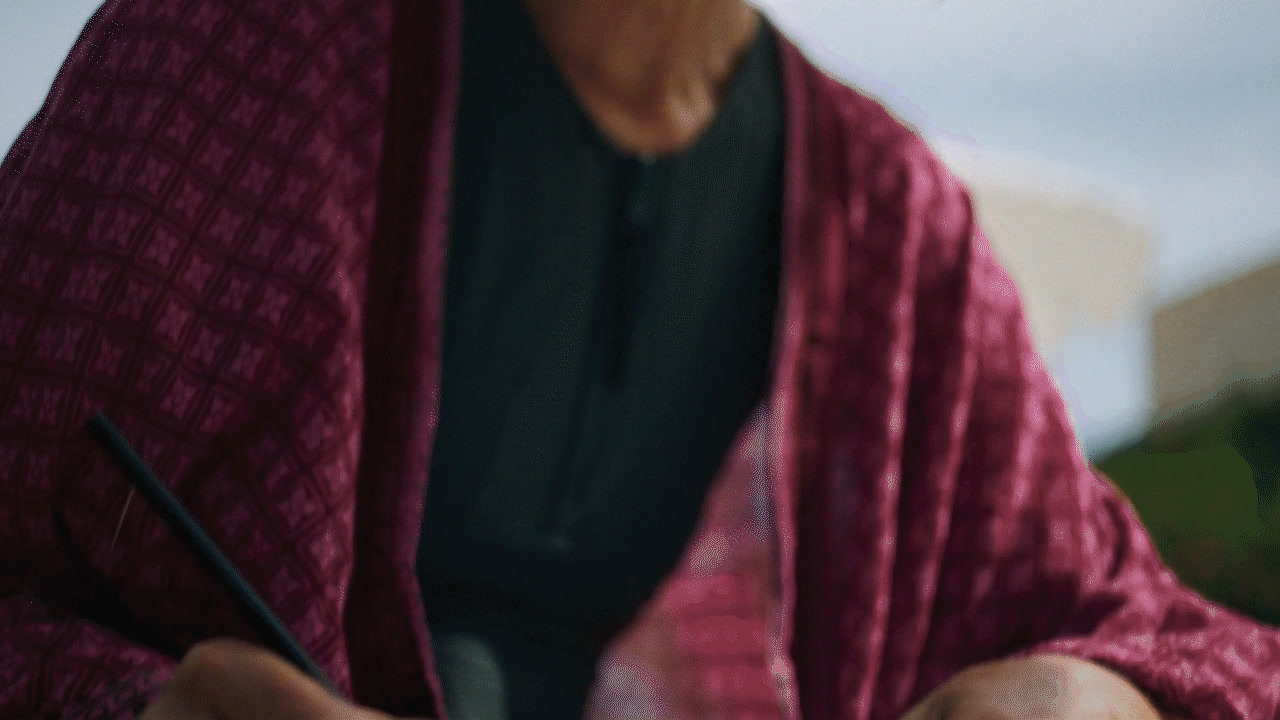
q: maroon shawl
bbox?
[1,1,1277,718]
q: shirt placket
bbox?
[546,155,660,543]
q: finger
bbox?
[896,689,944,720]
[178,638,355,720]
[138,677,217,720]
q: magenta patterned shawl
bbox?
[1,1,1277,719]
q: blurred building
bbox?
[931,138,1157,454]
[1151,254,1280,428]
[1098,247,1280,626]
[932,141,1280,626]
[1145,250,1280,526]
[930,138,1152,358]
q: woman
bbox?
[0,0,1274,718]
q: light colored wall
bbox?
[934,141,1153,357]
[970,185,1150,355]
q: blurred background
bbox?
[3,0,1277,623]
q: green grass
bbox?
[1096,413,1280,627]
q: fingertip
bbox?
[172,637,348,720]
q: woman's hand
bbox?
[898,653,1168,720]
[139,638,403,720]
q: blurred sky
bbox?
[757,0,1280,302]
[753,0,1280,454]
[2,0,1278,454]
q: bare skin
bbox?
[897,654,1174,720]
[138,639,388,720]
[140,641,1182,720]
[139,2,1181,719]
[520,0,764,156]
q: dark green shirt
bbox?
[416,0,784,715]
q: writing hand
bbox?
[898,653,1169,720]
[140,638,407,720]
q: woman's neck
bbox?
[520,0,762,155]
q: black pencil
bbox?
[85,412,341,698]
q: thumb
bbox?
[169,638,363,720]
[139,683,216,720]
[897,689,945,720]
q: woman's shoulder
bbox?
[777,29,968,212]
[778,30,977,282]
[776,31,933,159]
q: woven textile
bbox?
[1,1,1278,719]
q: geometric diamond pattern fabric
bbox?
[2,1,1278,720]
[1,0,384,716]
